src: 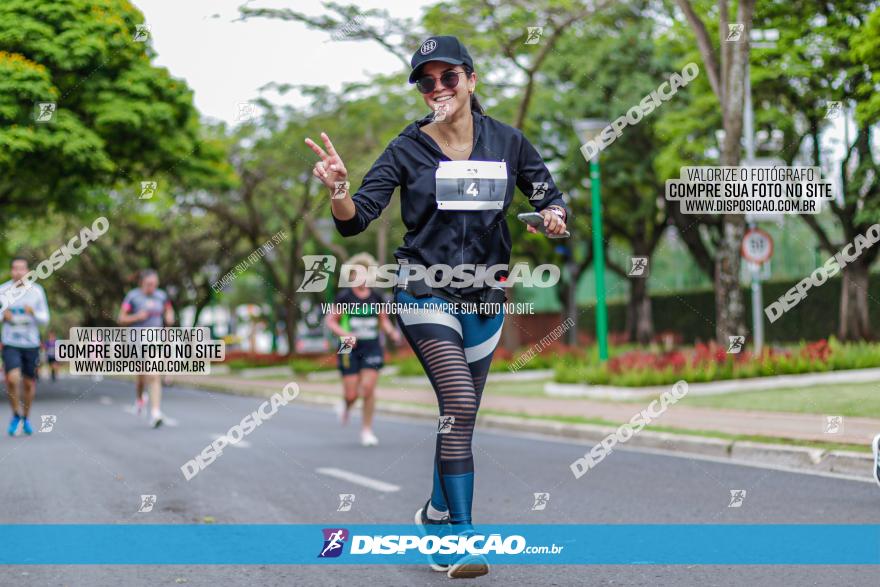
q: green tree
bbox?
[0,0,228,231]
[9,206,243,328]
[672,0,756,344]
[753,0,880,340]
[851,7,880,123]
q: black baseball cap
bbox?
[408,36,474,83]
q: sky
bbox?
[132,0,433,125]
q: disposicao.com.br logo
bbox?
[317,528,564,558]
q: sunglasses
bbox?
[416,70,467,94]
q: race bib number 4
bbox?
[435,161,508,211]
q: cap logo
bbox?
[420,39,437,55]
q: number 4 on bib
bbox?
[436,160,507,210]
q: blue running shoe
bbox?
[22,418,33,435]
[447,529,489,579]
[415,499,451,572]
[8,414,21,436]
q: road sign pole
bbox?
[743,32,779,354]
[750,263,764,354]
[742,227,773,354]
[590,157,609,361]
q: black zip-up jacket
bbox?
[333,111,570,296]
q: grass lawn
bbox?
[482,380,552,396]
[679,382,880,418]
[480,379,880,419]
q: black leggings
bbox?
[395,290,504,526]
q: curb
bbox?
[177,379,875,482]
[729,440,824,469]
[817,450,875,477]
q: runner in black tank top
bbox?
[325,253,401,446]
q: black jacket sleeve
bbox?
[333,141,402,236]
[514,132,571,221]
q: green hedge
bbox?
[573,274,880,343]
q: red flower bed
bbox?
[607,350,687,374]
[801,339,831,361]
[605,340,828,375]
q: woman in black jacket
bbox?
[306,35,569,579]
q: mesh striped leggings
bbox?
[395,290,504,527]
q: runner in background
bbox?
[1,257,51,436]
[325,253,401,447]
[118,269,174,428]
[43,330,59,382]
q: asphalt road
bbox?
[2,376,879,586]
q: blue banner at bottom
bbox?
[2,525,879,565]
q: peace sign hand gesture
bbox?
[305,132,348,195]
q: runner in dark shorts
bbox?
[1,257,51,436]
[325,253,401,447]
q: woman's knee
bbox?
[358,371,378,396]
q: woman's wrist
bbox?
[330,191,356,221]
[546,205,566,221]
[329,180,350,200]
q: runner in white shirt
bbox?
[1,257,51,436]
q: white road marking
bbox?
[316,467,401,492]
[99,396,113,405]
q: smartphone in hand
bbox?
[517,212,570,239]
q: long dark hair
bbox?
[463,65,485,114]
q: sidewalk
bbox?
[171,373,880,446]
